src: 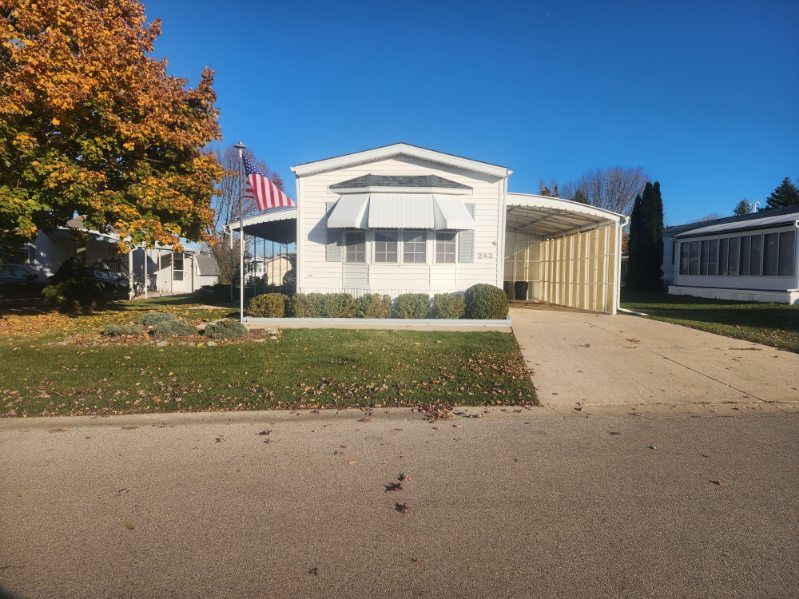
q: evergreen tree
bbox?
[733,199,754,215]
[572,189,589,204]
[766,177,799,209]
[625,181,664,290]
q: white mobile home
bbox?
[231,143,628,314]
[666,205,799,304]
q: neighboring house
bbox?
[663,205,799,304]
[18,217,219,297]
[231,143,629,314]
[246,254,294,285]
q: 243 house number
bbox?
[478,252,494,260]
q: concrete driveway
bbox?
[511,307,799,409]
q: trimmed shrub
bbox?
[320,293,355,318]
[42,257,106,313]
[430,292,466,319]
[204,319,247,340]
[151,318,196,337]
[248,293,287,317]
[465,284,509,319]
[101,324,144,337]
[354,294,392,318]
[290,293,324,317]
[141,311,177,326]
[394,293,430,319]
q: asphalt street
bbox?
[1,403,797,598]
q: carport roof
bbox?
[506,193,627,239]
[228,207,297,244]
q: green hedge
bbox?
[290,293,325,317]
[248,293,287,317]
[320,293,356,318]
[465,284,509,319]
[354,294,392,318]
[430,292,466,319]
[393,293,430,319]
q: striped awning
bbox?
[327,193,474,230]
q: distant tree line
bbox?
[732,177,799,215]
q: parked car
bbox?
[0,263,47,299]
[86,264,129,299]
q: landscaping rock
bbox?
[206,341,217,347]
[156,341,168,347]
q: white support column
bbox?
[128,249,134,300]
[143,247,148,299]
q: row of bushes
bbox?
[247,284,508,320]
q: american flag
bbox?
[242,154,295,211]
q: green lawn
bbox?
[621,290,799,353]
[0,327,535,417]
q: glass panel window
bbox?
[435,231,457,263]
[778,230,796,276]
[727,237,739,275]
[700,240,710,275]
[749,235,762,276]
[719,238,729,275]
[739,236,751,276]
[403,231,426,263]
[708,239,719,275]
[173,252,184,281]
[679,242,690,275]
[345,231,366,263]
[374,230,398,263]
[688,241,700,275]
[763,233,779,276]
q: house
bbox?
[18,217,219,297]
[246,254,294,285]
[663,205,799,304]
[230,143,628,314]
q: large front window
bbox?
[403,231,426,263]
[374,230,398,263]
[435,231,456,263]
[345,231,366,263]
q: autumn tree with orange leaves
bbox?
[0,0,223,257]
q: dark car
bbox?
[0,263,47,299]
[86,265,129,299]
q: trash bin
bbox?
[514,280,529,301]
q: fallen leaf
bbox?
[384,482,403,492]
[257,429,271,436]
[395,502,411,514]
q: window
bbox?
[719,238,729,275]
[778,230,796,276]
[727,237,739,275]
[679,242,690,275]
[708,239,719,275]
[435,231,457,263]
[763,233,779,276]
[345,231,366,263]
[749,234,762,276]
[689,241,700,275]
[374,230,398,263]
[700,240,710,275]
[173,252,184,281]
[403,231,426,263]
[739,236,751,275]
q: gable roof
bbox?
[330,174,472,191]
[291,142,511,179]
[665,205,799,236]
[675,208,799,238]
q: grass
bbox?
[621,290,799,353]
[0,299,536,416]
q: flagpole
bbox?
[234,141,247,323]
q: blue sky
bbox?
[145,0,798,225]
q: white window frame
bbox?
[344,230,366,263]
[374,230,398,263]
[402,230,427,264]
